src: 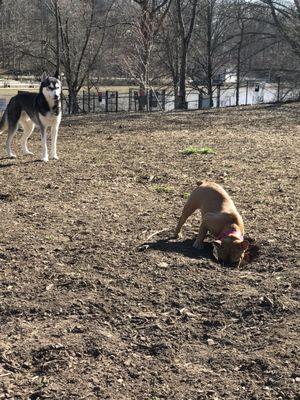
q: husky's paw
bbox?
[8,153,17,159]
[193,239,204,250]
[41,157,49,162]
[23,150,34,156]
[51,155,59,160]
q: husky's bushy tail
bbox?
[0,110,8,134]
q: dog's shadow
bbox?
[138,236,214,261]
[22,159,45,165]
[138,233,260,265]
[0,157,44,167]
[0,162,15,169]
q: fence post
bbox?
[68,94,71,114]
[149,90,152,112]
[82,90,85,112]
[105,91,109,112]
[129,89,132,111]
[115,91,118,112]
[162,89,166,111]
[245,81,249,105]
[198,93,202,109]
[277,76,281,102]
[217,84,221,108]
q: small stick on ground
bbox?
[0,372,12,378]
[145,228,170,241]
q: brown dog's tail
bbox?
[0,110,8,134]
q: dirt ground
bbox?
[0,103,299,400]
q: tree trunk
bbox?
[175,0,197,109]
[236,47,241,106]
[173,80,179,108]
[206,1,213,107]
[177,45,187,109]
[236,25,244,106]
[207,47,213,106]
[55,0,60,74]
[69,86,79,114]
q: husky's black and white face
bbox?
[40,71,61,105]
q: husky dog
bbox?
[0,72,62,162]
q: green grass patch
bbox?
[46,235,55,241]
[152,184,174,194]
[183,146,216,155]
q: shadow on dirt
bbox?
[22,159,45,165]
[138,238,214,261]
[0,159,44,167]
[138,236,260,266]
[0,162,16,168]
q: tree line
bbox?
[0,0,299,113]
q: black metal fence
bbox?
[61,81,300,115]
[62,89,167,114]
[1,80,299,115]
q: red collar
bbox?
[217,229,244,241]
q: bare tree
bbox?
[262,0,300,57]
[189,0,233,106]
[233,0,247,105]
[156,3,182,106]
[176,0,198,108]
[121,0,171,109]
[0,0,114,113]
[51,0,113,113]
[229,1,284,104]
[0,0,38,73]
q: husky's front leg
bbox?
[40,128,48,162]
[50,124,59,160]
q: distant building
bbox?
[224,71,237,83]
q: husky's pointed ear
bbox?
[41,72,48,82]
[54,70,59,79]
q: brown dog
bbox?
[174,181,249,266]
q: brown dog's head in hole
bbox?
[213,236,260,267]
[213,237,249,267]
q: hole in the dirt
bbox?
[0,193,12,203]
[244,236,261,264]
[29,391,43,400]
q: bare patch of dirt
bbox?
[0,103,299,399]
